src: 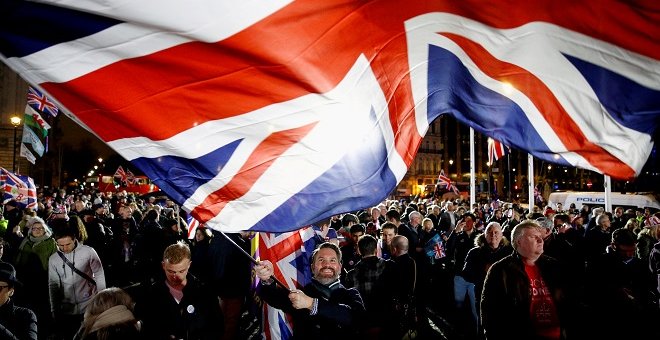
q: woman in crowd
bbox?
[14,216,57,337]
[190,226,213,283]
[637,223,659,264]
[74,287,141,340]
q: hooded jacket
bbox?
[48,242,106,315]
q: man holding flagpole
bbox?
[255,242,365,339]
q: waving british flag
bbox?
[256,227,317,339]
[0,1,658,233]
[27,86,59,118]
[0,168,37,210]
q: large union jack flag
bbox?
[0,1,658,233]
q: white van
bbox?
[548,191,660,211]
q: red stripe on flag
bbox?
[442,32,636,179]
[259,232,303,287]
[191,122,317,223]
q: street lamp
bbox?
[10,115,22,172]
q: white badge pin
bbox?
[187,305,195,314]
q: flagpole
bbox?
[217,231,289,290]
[507,152,512,202]
[528,154,534,210]
[604,174,612,212]
[469,128,476,208]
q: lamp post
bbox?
[10,115,22,172]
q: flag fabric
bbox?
[126,168,136,185]
[186,215,201,239]
[24,105,51,132]
[21,124,46,157]
[21,105,50,159]
[487,137,508,165]
[257,227,317,339]
[19,144,36,165]
[424,233,446,264]
[1,1,658,234]
[436,170,460,196]
[0,168,38,210]
[436,169,452,191]
[113,166,127,183]
[27,86,59,117]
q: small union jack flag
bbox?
[437,169,460,195]
[113,166,127,183]
[27,86,59,118]
[425,233,446,263]
[437,169,452,190]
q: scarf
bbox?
[89,305,136,333]
[310,278,342,299]
[28,233,50,245]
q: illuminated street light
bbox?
[98,157,103,163]
[10,115,22,172]
[449,159,454,166]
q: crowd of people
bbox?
[0,186,659,339]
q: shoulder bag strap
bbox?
[57,251,96,286]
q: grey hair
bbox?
[27,216,52,237]
[510,220,540,251]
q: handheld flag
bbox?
[0,168,38,210]
[113,166,127,184]
[436,170,460,196]
[436,169,452,191]
[257,227,317,339]
[1,1,658,233]
[424,233,446,264]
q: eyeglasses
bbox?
[32,227,45,231]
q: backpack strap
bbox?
[57,251,96,286]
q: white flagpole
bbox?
[470,128,476,208]
[528,154,534,210]
[604,174,612,212]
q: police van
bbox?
[548,191,660,211]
